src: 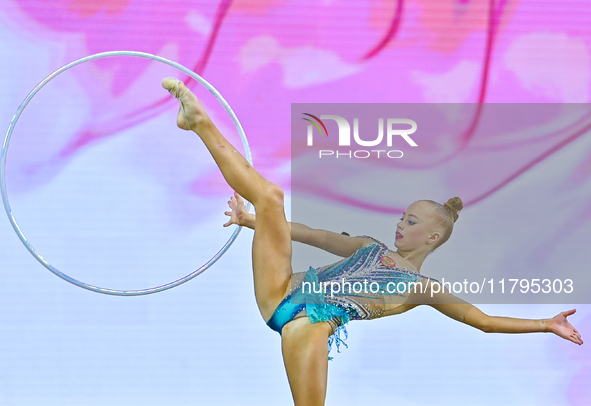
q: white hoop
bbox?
[1,51,252,295]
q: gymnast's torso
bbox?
[268,236,439,336]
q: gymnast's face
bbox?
[395,201,440,251]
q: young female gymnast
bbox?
[161,77,583,406]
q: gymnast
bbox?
[161,77,583,406]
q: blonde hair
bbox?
[421,197,463,250]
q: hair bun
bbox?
[443,197,463,222]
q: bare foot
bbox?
[162,77,210,131]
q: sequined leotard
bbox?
[266,236,439,359]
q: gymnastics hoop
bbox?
[1,50,253,296]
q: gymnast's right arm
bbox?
[223,191,371,257]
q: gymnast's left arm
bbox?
[412,280,584,345]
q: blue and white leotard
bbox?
[266,236,438,359]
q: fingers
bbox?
[223,193,242,228]
[568,328,583,345]
[563,309,576,317]
[223,210,235,227]
[227,193,245,211]
[228,194,240,203]
[233,191,245,204]
[572,334,583,345]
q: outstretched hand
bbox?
[549,309,583,345]
[223,191,250,228]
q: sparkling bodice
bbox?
[290,236,436,320]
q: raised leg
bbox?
[281,317,332,406]
[162,78,292,319]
